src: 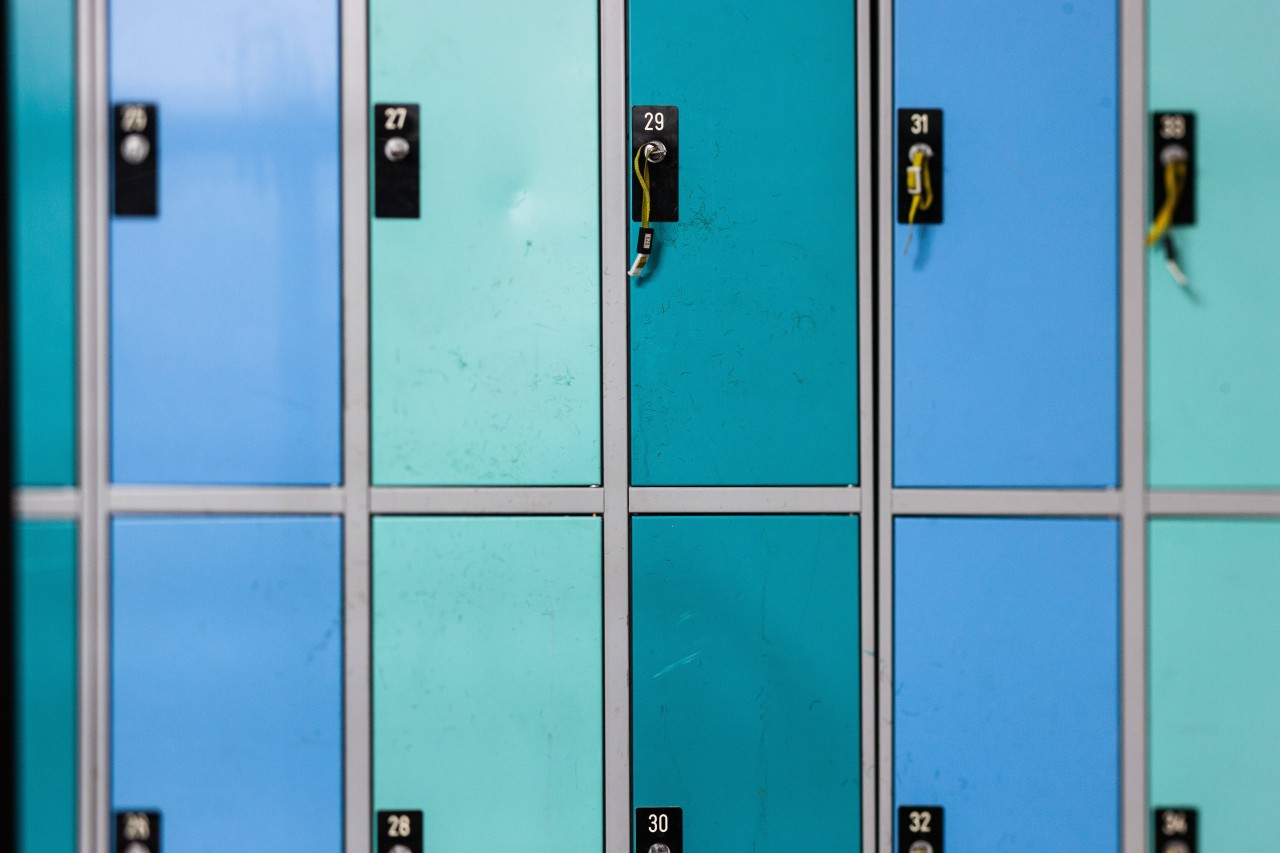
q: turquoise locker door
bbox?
[632,516,860,851]
[373,517,603,850]
[109,0,341,486]
[894,518,1120,851]
[893,1,1119,488]
[112,517,342,849]
[370,0,601,486]
[1148,0,1280,488]
[628,2,858,486]
[15,522,77,853]
[11,0,76,486]
[1151,520,1280,849]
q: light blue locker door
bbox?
[893,1,1119,487]
[894,517,1119,851]
[109,0,341,485]
[632,516,860,851]
[112,517,342,849]
[628,0,858,486]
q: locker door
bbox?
[109,0,341,485]
[15,522,77,853]
[373,517,603,850]
[369,0,601,486]
[11,0,75,486]
[1148,0,1280,488]
[112,517,342,849]
[1150,520,1280,849]
[628,2,859,487]
[894,518,1119,851]
[893,1,1119,488]
[632,516,860,850]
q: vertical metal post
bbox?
[76,0,110,848]
[600,1,631,849]
[341,0,372,850]
[1119,0,1149,850]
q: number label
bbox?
[384,106,408,131]
[910,112,929,135]
[908,810,932,833]
[386,813,412,837]
[121,104,148,132]
[644,111,665,132]
[1162,811,1188,835]
[122,813,151,841]
[647,813,670,833]
[1160,114,1187,140]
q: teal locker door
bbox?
[1148,0,1280,488]
[15,522,77,853]
[628,2,859,486]
[1151,520,1280,849]
[632,516,860,851]
[11,0,76,486]
[370,0,601,486]
[373,517,603,850]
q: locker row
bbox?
[12,0,1280,491]
[16,515,1280,850]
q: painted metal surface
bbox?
[369,0,601,486]
[111,516,342,850]
[894,517,1119,851]
[373,516,603,849]
[16,522,77,853]
[893,0,1119,487]
[11,0,76,486]
[109,0,341,485]
[628,0,859,486]
[1148,0,1280,488]
[1150,519,1280,849]
[632,515,860,850]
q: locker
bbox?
[369,0,601,486]
[15,522,77,853]
[109,0,341,485]
[1150,520,1280,849]
[894,517,1119,851]
[1148,0,1280,488]
[628,1,859,486]
[893,1,1119,488]
[632,515,860,850]
[372,517,603,849]
[11,0,76,486]
[112,516,342,849]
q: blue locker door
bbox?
[112,517,342,849]
[632,516,860,851]
[628,0,859,487]
[109,0,341,485]
[893,1,1119,487]
[894,518,1119,851]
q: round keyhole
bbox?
[384,136,411,162]
[647,844,672,853]
[908,842,934,853]
[643,140,667,164]
[120,133,151,165]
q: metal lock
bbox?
[384,136,411,163]
[120,133,151,165]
